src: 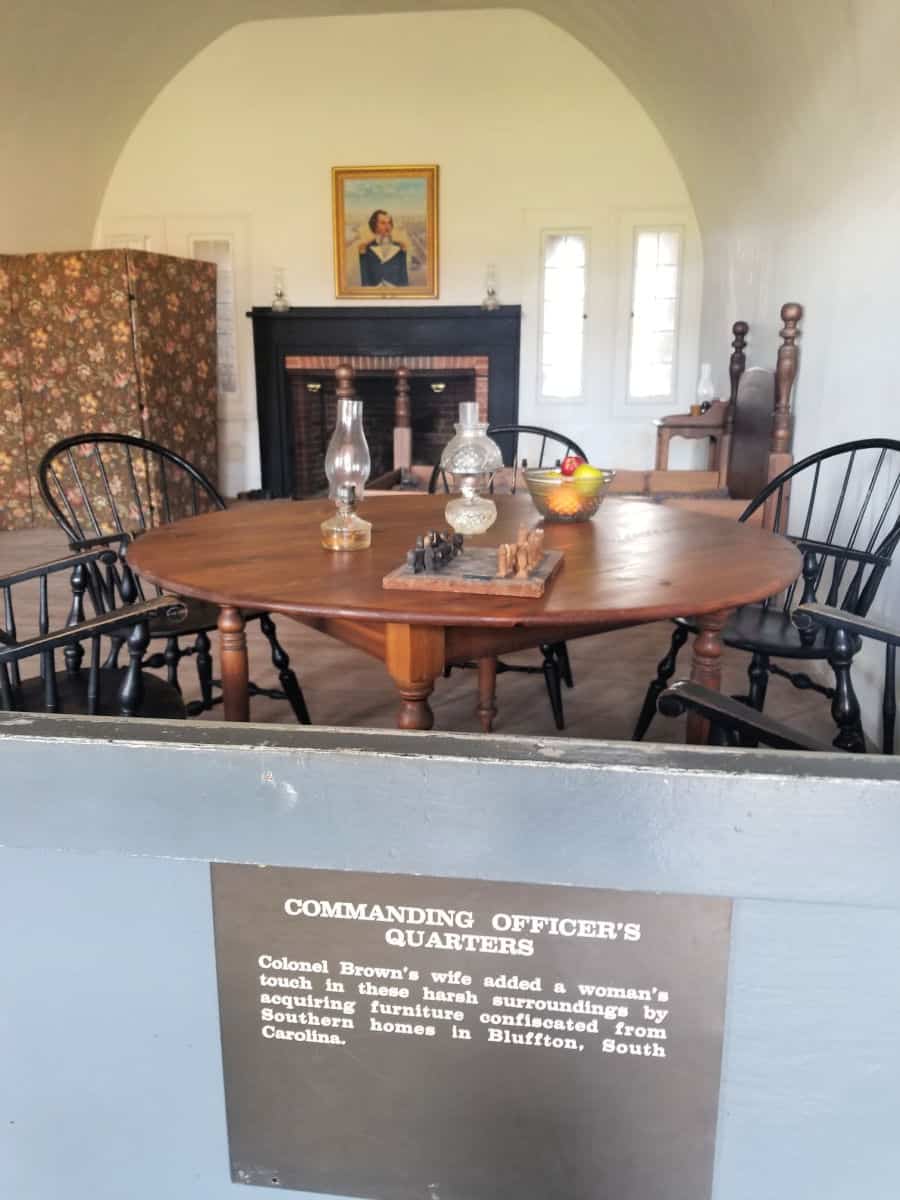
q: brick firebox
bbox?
[285,355,489,499]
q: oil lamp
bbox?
[439,401,503,534]
[321,390,372,551]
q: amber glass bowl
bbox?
[523,467,616,522]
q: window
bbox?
[627,227,682,401]
[98,216,164,252]
[539,231,588,400]
[105,233,152,250]
[190,236,239,401]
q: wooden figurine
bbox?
[527,529,544,569]
[493,527,545,581]
[407,530,464,574]
[406,535,427,574]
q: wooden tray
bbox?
[382,547,564,598]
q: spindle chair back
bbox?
[38,434,311,723]
[428,425,588,496]
[0,544,185,718]
[634,438,900,749]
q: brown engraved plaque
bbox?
[211,864,732,1200]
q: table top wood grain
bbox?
[127,494,801,629]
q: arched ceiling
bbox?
[0,0,844,250]
[4,0,877,253]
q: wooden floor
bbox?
[1,525,837,744]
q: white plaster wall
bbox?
[96,10,700,494]
[697,3,900,746]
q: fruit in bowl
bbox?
[524,463,616,522]
[559,454,586,476]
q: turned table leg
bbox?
[217,605,250,722]
[385,623,444,731]
[476,656,498,733]
[655,428,672,471]
[687,609,731,745]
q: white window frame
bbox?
[625,224,684,405]
[612,208,702,421]
[94,215,165,252]
[165,214,254,494]
[184,232,241,407]
[536,227,591,405]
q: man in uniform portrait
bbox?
[353,209,410,287]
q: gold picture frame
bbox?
[332,165,439,299]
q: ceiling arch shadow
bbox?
[1,0,821,251]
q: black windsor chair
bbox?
[428,424,589,500]
[633,439,900,751]
[0,542,186,718]
[659,600,900,753]
[429,424,589,730]
[38,433,311,723]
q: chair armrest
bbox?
[794,604,900,648]
[653,401,728,430]
[68,531,132,553]
[659,680,833,752]
[0,596,187,666]
[794,538,891,568]
[0,546,119,589]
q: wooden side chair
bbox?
[642,304,803,516]
[0,544,186,718]
[659,600,900,755]
[38,433,311,722]
[429,424,588,731]
[633,439,900,750]
[653,320,749,482]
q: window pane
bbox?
[653,298,676,329]
[655,266,679,300]
[545,232,586,270]
[658,231,680,265]
[192,237,238,398]
[628,228,682,400]
[539,231,587,400]
[636,233,659,269]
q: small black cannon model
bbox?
[405,530,464,574]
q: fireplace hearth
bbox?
[249,306,521,498]
[288,365,480,498]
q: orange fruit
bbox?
[547,484,582,516]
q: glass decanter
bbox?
[321,482,371,551]
[439,401,503,534]
[324,397,371,501]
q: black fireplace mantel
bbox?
[248,305,521,497]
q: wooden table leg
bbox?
[385,623,444,731]
[476,656,498,733]
[687,609,731,744]
[655,428,671,471]
[217,605,250,722]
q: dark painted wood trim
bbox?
[249,306,522,497]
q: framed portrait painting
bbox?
[332,165,438,299]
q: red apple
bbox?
[560,454,586,476]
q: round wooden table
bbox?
[127,494,800,739]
